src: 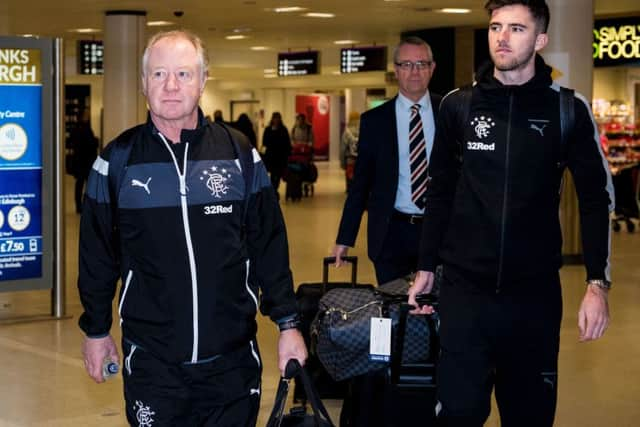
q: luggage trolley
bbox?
[286,142,317,201]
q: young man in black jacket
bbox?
[409,1,614,426]
[78,30,306,426]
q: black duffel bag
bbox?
[265,359,335,427]
[311,276,439,382]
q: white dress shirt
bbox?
[394,91,435,214]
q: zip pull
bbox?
[179,176,188,196]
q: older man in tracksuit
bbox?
[409,1,614,426]
[78,30,306,426]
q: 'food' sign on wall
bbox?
[593,17,640,67]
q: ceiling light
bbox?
[303,12,335,18]
[251,46,271,51]
[21,34,36,38]
[438,8,471,14]
[225,35,248,40]
[264,74,278,78]
[334,40,359,45]
[264,68,276,73]
[147,21,175,27]
[274,7,307,13]
[68,28,101,34]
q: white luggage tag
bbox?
[369,317,392,362]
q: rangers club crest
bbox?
[470,116,495,139]
[201,165,232,198]
[134,400,155,427]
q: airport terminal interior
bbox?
[1,0,640,426]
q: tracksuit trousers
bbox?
[436,267,563,427]
[121,339,262,427]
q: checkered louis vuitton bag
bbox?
[311,275,439,382]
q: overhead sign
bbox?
[78,40,104,75]
[0,47,43,281]
[278,51,319,76]
[593,17,640,67]
[340,46,387,73]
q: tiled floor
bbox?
[0,162,638,426]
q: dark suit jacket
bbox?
[336,92,442,261]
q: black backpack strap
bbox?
[456,84,473,125]
[217,122,254,229]
[558,87,575,170]
[454,84,473,164]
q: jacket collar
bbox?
[476,54,553,93]
[146,108,208,143]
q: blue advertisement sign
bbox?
[0,48,43,282]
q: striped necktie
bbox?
[409,104,428,210]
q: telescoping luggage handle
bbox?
[389,303,440,386]
[323,256,357,293]
[265,359,335,427]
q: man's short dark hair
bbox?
[484,0,550,33]
[393,36,434,63]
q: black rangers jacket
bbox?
[419,55,614,292]
[78,111,297,363]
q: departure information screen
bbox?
[78,40,103,75]
[278,51,319,76]
[340,46,387,73]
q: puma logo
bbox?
[541,371,557,390]
[530,123,547,136]
[131,177,152,195]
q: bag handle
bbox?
[374,289,438,308]
[265,370,291,427]
[322,256,358,293]
[265,359,335,427]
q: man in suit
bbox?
[332,36,441,284]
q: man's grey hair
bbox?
[393,36,434,63]
[141,29,209,80]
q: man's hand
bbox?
[82,335,119,383]
[407,270,435,315]
[277,329,308,376]
[331,244,349,267]
[578,285,610,342]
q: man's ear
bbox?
[141,76,147,97]
[535,32,548,52]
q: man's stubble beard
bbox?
[492,45,536,72]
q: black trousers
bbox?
[122,339,262,427]
[436,268,563,427]
[373,216,422,284]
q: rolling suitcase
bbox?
[294,256,375,402]
[383,301,439,426]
